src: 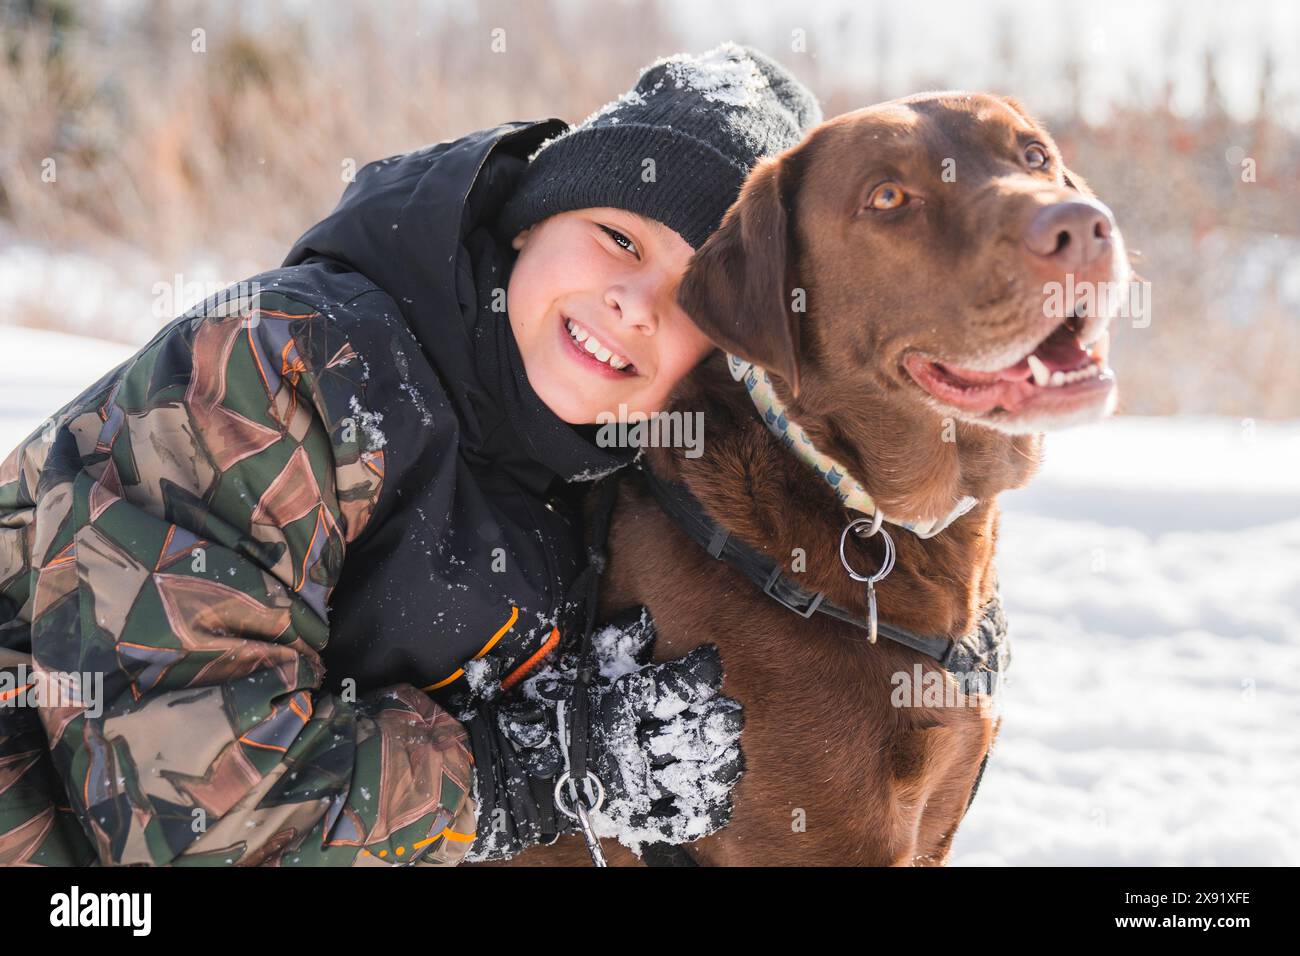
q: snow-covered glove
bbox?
[462,606,744,861]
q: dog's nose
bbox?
[1023,199,1115,272]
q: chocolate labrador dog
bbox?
[505,91,1129,865]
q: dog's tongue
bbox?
[941,323,1089,384]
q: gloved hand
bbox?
[462,606,744,862]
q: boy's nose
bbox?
[607,291,659,334]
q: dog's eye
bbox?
[1024,143,1050,169]
[866,182,908,211]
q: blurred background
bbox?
[2,0,1298,415]
[1,0,1297,865]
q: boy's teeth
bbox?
[567,318,632,371]
[566,319,589,344]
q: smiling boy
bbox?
[0,43,820,866]
[506,207,708,425]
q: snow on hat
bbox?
[496,41,822,250]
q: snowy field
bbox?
[2,324,1297,866]
[951,415,1300,866]
[0,325,139,454]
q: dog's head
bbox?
[678,92,1130,436]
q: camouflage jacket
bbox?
[0,282,488,866]
[0,120,631,866]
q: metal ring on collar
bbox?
[554,771,606,821]
[839,516,896,584]
[854,508,885,538]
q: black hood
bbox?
[282,120,635,487]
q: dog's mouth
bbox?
[902,313,1115,424]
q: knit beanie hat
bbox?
[496,41,822,250]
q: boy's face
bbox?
[507,207,715,424]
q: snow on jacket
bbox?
[0,118,637,866]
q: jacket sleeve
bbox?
[0,289,478,866]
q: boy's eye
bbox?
[598,224,639,258]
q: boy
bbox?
[0,43,820,866]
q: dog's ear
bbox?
[999,94,1093,197]
[999,95,1036,125]
[677,154,803,398]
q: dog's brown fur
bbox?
[496,92,1127,866]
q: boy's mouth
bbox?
[560,314,638,377]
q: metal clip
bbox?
[554,770,607,867]
[839,516,896,644]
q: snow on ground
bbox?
[950,416,1300,866]
[0,236,260,352]
[0,325,138,455]
[2,326,1297,865]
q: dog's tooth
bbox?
[1027,354,1052,387]
[1050,370,1066,386]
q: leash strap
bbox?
[559,472,622,861]
[571,471,706,868]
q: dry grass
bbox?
[1,0,1297,416]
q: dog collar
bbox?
[726,354,979,539]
